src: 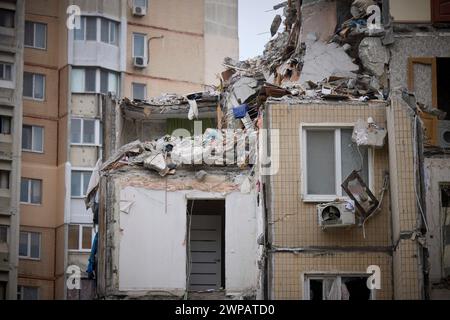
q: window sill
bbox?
[20,202,42,206]
[70,143,101,147]
[22,149,44,154]
[19,257,41,261]
[68,249,91,253]
[23,96,45,102]
[24,45,47,51]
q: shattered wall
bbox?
[266,101,393,299]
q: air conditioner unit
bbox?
[132,5,146,16]
[133,56,147,68]
[438,120,450,148]
[317,200,356,229]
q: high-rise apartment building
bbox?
[14,0,238,300]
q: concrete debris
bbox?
[352,118,387,148]
[351,0,376,19]
[358,37,389,77]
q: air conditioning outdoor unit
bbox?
[317,200,356,229]
[438,120,450,149]
[133,56,147,68]
[132,5,146,16]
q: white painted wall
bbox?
[117,187,259,295]
[70,198,93,224]
[118,188,187,291]
[424,158,450,281]
[73,42,121,71]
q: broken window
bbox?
[19,231,40,259]
[20,178,42,204]
[0,9,14,28]
[0,116,11,135]
[302,127,370,201]
[0,62,12,81]
[68,224,93,251]
[25,21,47,49]
[132,82,146,100]
[306,275,373,300]
[23,72,45,100]
[71,170,92,197]
[22,125,44,153]
[441,185,450,278]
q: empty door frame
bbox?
[408,57,438,108]
[186,199,225,291]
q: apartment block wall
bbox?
[387,95,424,299]
[266,101,394,299]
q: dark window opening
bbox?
[437,58,450,120]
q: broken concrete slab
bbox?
[300,0,338,42]
[358,37,389,78]
[299,40,359,84]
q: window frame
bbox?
[303,273,376,300]
[23,72,45,101]
[18,231,41,260]
[24,21,47,50]
[0,8,15,29]
[0,225,8,244]
[300,123,374,203]
[74,16,98,42]
[70,168,93,198]
[133,0,148,8]
[22,124,44,153]
[100,17,119,46]
[68,224,94,252]
[70,118,101,146]
[132,32,147,59]
[0,62,12,81]
[132,82,147,100]
[0,115,11,135]
[17,285,39,300]
[0,170,10,190]
[20,178,43,205]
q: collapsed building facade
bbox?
[81,0,450,300]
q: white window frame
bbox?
[303,273,376,300]
[0,62,12,81]
[300,123,373,203]
[74,16,98,42]
[17,286,39,300]
[68,224,94,252]
[132,32,147,60]
[24,21,47,50]
[71,168,93,198]
[0,225,8,244]
[22,125,44,153]
[133,0,148,9]
[70,118,101,146]
[23,72,45,101]
[100,17,119,46]
[71,68,119,95]
[18,231,41,260]
[20,178,42,205]
[132,82,147,100]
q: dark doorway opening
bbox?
[187,200,225,292]
[437,58,450,120]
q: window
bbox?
[24,21,47,49]
[71,170,92,197]
[133,33,146,58]
[17,286,39,300]
[19,232,40,259]
[71,68,119,94]
[0,225,7,243]
[0,9,14,28]
[132,83,146,100]
[0,170,9,189]
[0,116,11,134]
[23,72,45,100]
[134,0,148,8]
[0,62,12,81]
[100,18,119,45]
[22,125,44,152]
[68,224,93,251]
[305,275,373,300]
[301,126,370,202]
[74,16,97,41]
[70,118,100,145]
[20,178,42,204]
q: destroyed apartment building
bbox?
[77,0,450,300]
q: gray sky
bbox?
[238,0,284,60]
